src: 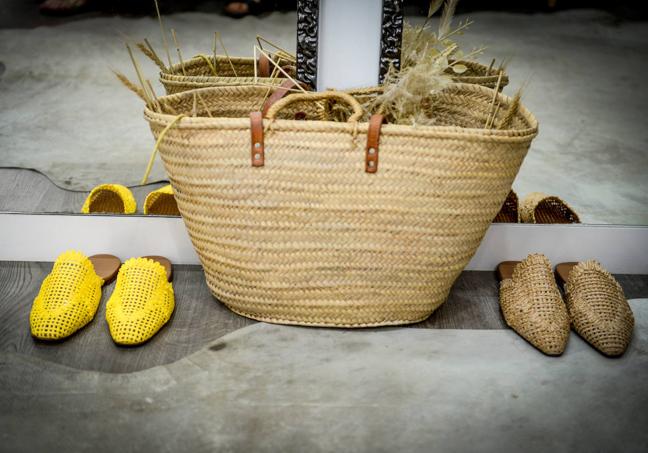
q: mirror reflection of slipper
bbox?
[144,184,180,216]
[519,192,580,224]
[493,190,519,223]
[556,261,634,356]
[497,254,570,356]
[30,251,121,341]
[81,184,137,214]
[106,256,174,346]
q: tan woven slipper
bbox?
[493,190,519,223]
[556,261,634,356]
[497,254,570,355]
[519,192,580,224]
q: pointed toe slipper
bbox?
[81,184,137,214]
[519,192,580,224]
[30,251,121,340]
[144,184,180,216]
[498,254,570,355]
[557,261,634,356]
[106,256,174,346]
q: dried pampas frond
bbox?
[371,55,452,126]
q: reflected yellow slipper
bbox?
[81,184,137,214]
[106,257,174,345]
[143,184,180,216]
[30,251,121,340]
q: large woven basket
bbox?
[144,83,538,327]
[160,54,295,95]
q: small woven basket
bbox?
[160,56,507,95]
[449,60,509,91]
[144,83,537,327]
[160,54,295,95]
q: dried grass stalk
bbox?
[112,70,146,101]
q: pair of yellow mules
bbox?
[30,250,174,345]
[81,183,179,215]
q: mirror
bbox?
[0,2,645,226]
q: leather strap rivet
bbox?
[254,142,261,149]
[368,147,376,155]
[368,161,375,168]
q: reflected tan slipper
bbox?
[556,261,634,356]
[81,184,136,214]
[144,184,180,216]
[498,254,570,355]
[519,192,580,224]
[493,190,519,223]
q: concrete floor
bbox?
[0,10,647,224]
[2,298,647,452]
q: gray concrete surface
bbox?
[1,10,647,224]
[1,298,647,452]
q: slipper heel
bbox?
[82,184,137,214]
[519,192,580,224]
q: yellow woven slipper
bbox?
[30,251,121,340]
[81,184,137,214]
[557,261,634,356]
[106,256,174,345]
[143,184,180,216]
[497,254,570,355]
[519,192,580,224]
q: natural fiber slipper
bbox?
[81,184,136,214]
[556,261,634,356]
[106,256,174,346]
[144,184,180,216]
[30,250,121,340]
[519,192,580,224]
[493,190,519,223]
[498,254,570,355]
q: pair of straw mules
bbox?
[498,254,634,356]
[30,251,174,345]
[81,183,179,216]
[494,191,580,224]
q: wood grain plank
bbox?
[2,259,646,373]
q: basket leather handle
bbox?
[261,80,309,117]
[365,114,385,173]
[258,54,271,78]
[265,91,364,123]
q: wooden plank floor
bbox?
[0,167,169,214]
[1,260,646,373]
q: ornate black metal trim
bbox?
[295,0,403,89]
[379,0,404,83]
[296,0,319,88]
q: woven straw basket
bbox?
[160,56,506,95]
[160,54,294,95]
[144,83,538,327]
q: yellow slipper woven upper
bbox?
[143,184,180,216]
[81,184,137,214]
[106,257,174,345]
[30,250,104,340]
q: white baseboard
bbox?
[0,213,646,274]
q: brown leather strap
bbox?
[250,112,264,167]
[365,114,385,173]
[258,54,271,78]
[261,80,306,117]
